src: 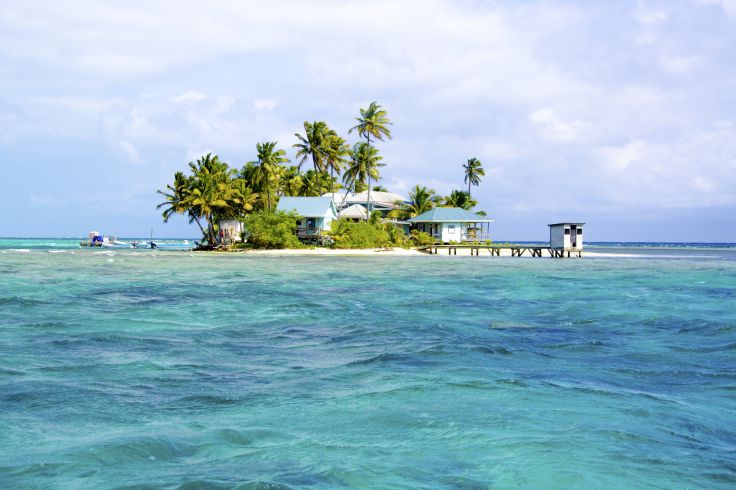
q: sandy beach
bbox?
[223,247,634,258]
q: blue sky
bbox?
[1,0,735,241]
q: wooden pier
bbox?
[421,244,582,258]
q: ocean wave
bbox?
[82,436,201,465]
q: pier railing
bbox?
[297,226,323,237]
[428,233,493,243]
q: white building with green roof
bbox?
[276,196,337,239]
[408,207,493,243]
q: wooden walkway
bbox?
[421,245,582,258]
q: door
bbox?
[570,226,577,248]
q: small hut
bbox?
[219,219,244,244]
[549,223,584,251]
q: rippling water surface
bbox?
[1,243,735,488]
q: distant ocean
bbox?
[1,239,735,488]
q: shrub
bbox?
[243,210,304,249]
[328,218,410,249]
[329,220,387,248]
[409,230,435,247]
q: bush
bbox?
[409,229,435,247]
[328,218,409,249]
[243,210,304,249]
[329,220,387,248]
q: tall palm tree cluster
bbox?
[157,103,392,244]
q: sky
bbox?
[1,0,735,242]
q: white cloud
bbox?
[696,0,736,17]
[172,91,208,103]
[120,140,144,165]
[528,109,590,143]
[635,2,668,23]
[660,55,697,75]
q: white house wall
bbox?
[550,224,583,250]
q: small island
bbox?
[157,102,495,253]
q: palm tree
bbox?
[157,171,189,222]
[463,157,485,197]
[443,190,477,210]
[182,163,232,244]
[349,101,391,220]
[343,142,384,204]
[280,165,304,196]
[406,185,439,217]
[156,171,208,239]
[249,141,289,212]
[293,121,329,172]
[322,131,350,202]
[229,178,259,216]
[302,170,332,196]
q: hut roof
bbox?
[409,207,493,223]
[276,197,336,217]
[338,204,368,219]
[322,191,409,209]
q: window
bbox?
[576,227,582,234]
[448,225,456,234]
[564,228,570,235]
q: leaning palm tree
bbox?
[249,141,289,212]
[293,121,329,172]
[156,171,208,239]
[322,131,351,202]
[182,167,232,245]
[349,101,391,220]
[463,157,485,197]
[156,171,189,222]
[343,142,384,207]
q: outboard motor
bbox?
[150,241,157,249]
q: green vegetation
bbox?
[348,102,392,219]
[463,157,485,198]
[329,219,407,249]
[409,230,435,247]
[156,153,257,246]
[242,210,304,249]
[443,190,477,210]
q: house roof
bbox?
[548,222,585,226]
[276,197,336,217]
[323,190,409,208]
[409,207,493,223]
[347,190,409,207]
[338,204,368,219]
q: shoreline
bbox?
[212,247,634,258]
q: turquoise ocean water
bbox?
[1,239,735,488]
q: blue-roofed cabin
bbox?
[276,196,338,239]
[408,207,493,243]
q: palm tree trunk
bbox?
[330,165,335,204]
[191,214,207,239]
[468,178,471,198]
[365,135,371,222]
[206,214,218,245]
